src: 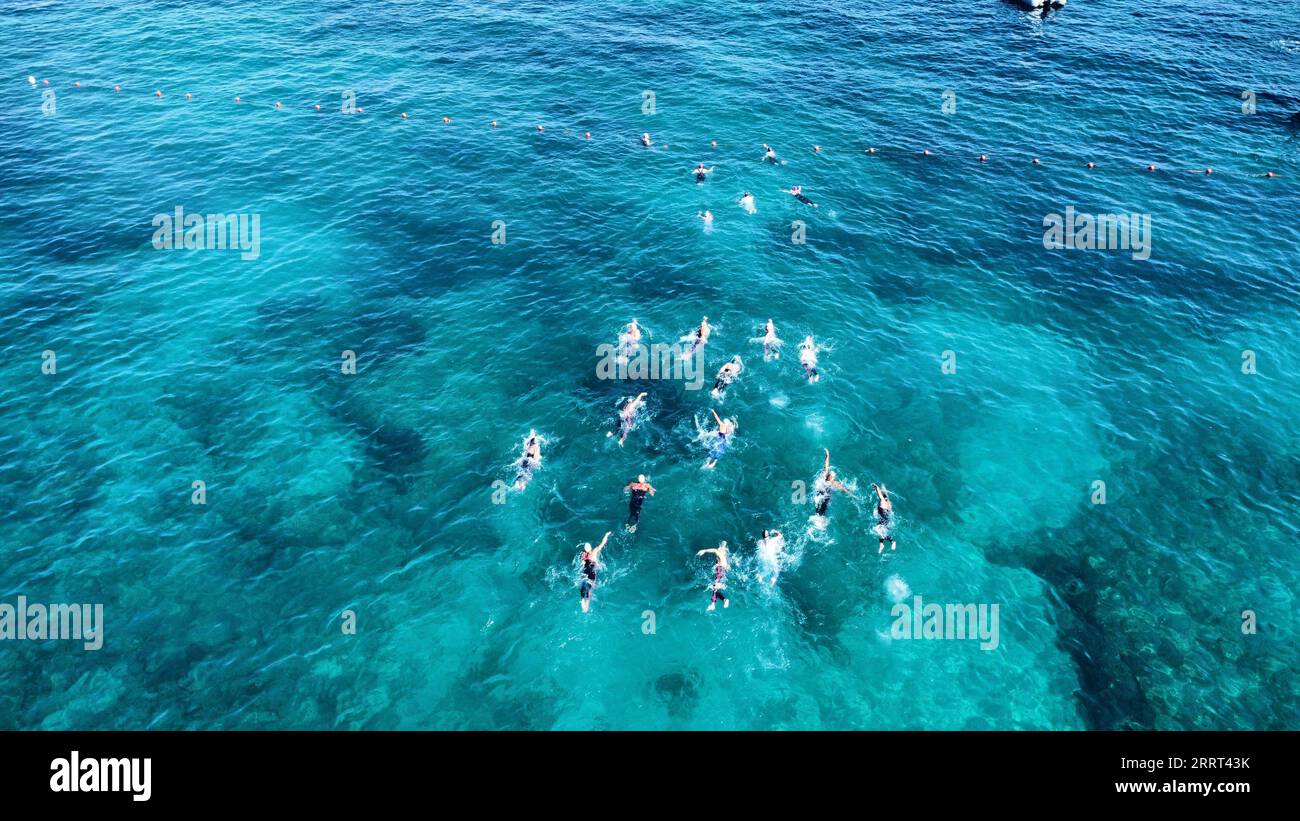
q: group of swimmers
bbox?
[634,136,818,228]
[511,314,899,613]
[600,317,822,464]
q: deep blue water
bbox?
[1,0,1297,729]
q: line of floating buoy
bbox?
[23,77,1284,179]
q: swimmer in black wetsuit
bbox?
[683,316,711,354]
[513,430,543,490]
[578,531,612,613]
[711,355,743,398]
[781,185,818,207]
[623,474,656,531]
[641,132,652,147]
[761,143,779,164]
[812,447,854,515]
[872,483,897,553]
[696,541,730,611]
[692,162,715,183]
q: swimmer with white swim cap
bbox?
[782,186,817,207]
[618,318,642,361]
[711,355,743,398]
[872,484,897,553]
[641,132,652,147]
[702,408,736,469]
[578,531,612,613]
[812,447,853,516]
[608,391,648,446]
[738,192,756,214]
[696,541,730,611]
[624,474,656,532]
[799,335,821,383]
[755,529,785,586]
[760,319,782,359]
[685,316,711,353]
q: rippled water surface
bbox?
[1,1,1297,729]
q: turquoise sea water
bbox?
[1,1,1297,729]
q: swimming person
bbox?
[578,531,612,613]
[641,132,652,147]
[696,541,730,611]
[608,391,648,446]
[872,483,897,553]
[812,447,854,515]
[799,335,820,383]
[781,186,818,207]
[755,529,785,586]
[617,318,642,362]
[703,408,736,469]
[513,430,543,490]
[698,210,714,229]
[711,355,743,398]
[685,316,711,353]
[738,192,756,214]
[762,143,779,163]
[623,474,656,532]
[692,163,715,183]
[760,319,782,360]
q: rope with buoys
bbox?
[22,76,1286,180]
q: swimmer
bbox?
[755,529,785,586]
[711,355,743,398]
[782,186,818,207]
[623,474,656,532]
[692,163,715,183]
[812,447,854,516]
[738,192,756,214]
[698,210,714,228]
[760,319,782,360]
[607,391,648,446]
[761,143,779,163]
[513,430,543,490]
[618,318,642,361]
[578,531,612,613]
[702,408,736,469]
[684,316,711,353]
[641,132,652,147]
[872,483,897,553]
[799,336,821,383]
[696,541,731,611]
